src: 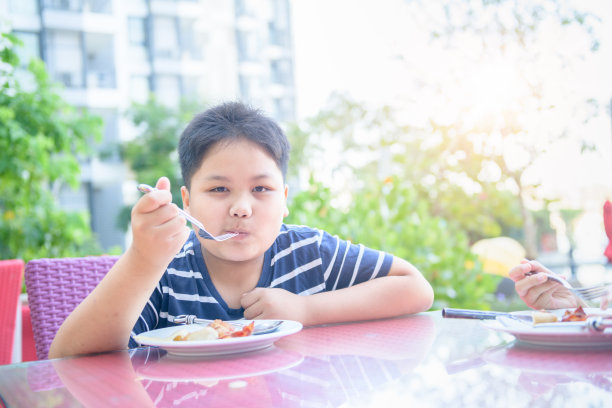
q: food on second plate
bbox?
[173,319,255,341]
[531,306,591,326]
[531,310,558,325]
[561,306,588,322]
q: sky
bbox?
[290,0,612,256]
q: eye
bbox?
[253,186,269,192]
[210,186,228,193]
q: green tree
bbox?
[0,32,103,261]
[118,97,202,228]
[401,0,602,257]
[286,176,500,310]
[285,95,509,309]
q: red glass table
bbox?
[1,311,611,407]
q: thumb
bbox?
[156,176,171,191]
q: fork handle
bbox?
[137,183,214,239]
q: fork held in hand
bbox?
[137,184,237,242]
[526,271,610,302]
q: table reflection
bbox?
[55,314,435,407]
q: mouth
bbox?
[226,229,248,237]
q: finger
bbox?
[240,288,262,309]
[508,263,532,282]
[156,176,171,191]
[134,189,173,215]
[525,260,553,275]
[514,273,548,297]
[243,301,264,320]
[522,281,562,306]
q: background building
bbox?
[1,0,296,251]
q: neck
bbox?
[201,248,264,296]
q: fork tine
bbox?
[574,285,610,301]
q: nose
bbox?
[230,194,252,218]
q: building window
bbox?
[46,30,84,88]
[85,33,116,88]
[43,0,83,12]
[156,75,180,107]
[178,18,204,61]
[128,17,149,64]
[12,31,41,67]
[8,0,39,14]
[130,75,150,103]
[153,17,179,59]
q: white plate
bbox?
[481,308,612,348]
[133,320,303,357]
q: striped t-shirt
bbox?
[129,224,393,346]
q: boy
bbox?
[50,102,434,358]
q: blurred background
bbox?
[1,0,611,310]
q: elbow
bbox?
[403,276,434,314]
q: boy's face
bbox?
[181,138,289,263]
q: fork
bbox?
[173,314,283,335]
[137,184,238,242]
[525,271,610,302]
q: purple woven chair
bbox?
[24,256,119,360]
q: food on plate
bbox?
[531,306,592,326]
[531,310,558,325]
[172,319,255,341]
[180,327,219,341]
[561,306,588,322]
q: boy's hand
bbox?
[129,177,190,270]
[508,260,579,310]
[241,287,308,322]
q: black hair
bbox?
[178,101,291,189]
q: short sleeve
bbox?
[319,230,393,291]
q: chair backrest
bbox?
[0,259,24,365]
[24,256,119,360]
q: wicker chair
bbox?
[0,259,24,365]
[24,256,119,360]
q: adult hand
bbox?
[508,260,579,310]
[129,177,190,270]
[241,287,308,322]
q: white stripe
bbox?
[147,299,159,327]
[176,242,194,258]
[299,282,325,296]
[270,258,322,287]
[347,244,365,287]
[162,286,218,303]
[332,243,351,290]
[270,235,319,266]
[323,235,340,281]
[369,251,385,280]
[167,267,203,279]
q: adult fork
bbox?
[137,184,238,242]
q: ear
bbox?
[283,184,289,218]
[181,186,190,210]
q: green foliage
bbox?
[117,98,202,228]
[0,32,103,262]
[285,94,519,309]
[287,176,500,310]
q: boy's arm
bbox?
[49,178,190,359]
[241,257,434,326]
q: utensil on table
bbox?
[442,308,532,322]
[443,307,612,333]
[173,315,284,335]
[137,183,237,242]
[525,271,610,302]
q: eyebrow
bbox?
[204,173,276,182]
